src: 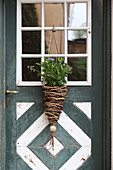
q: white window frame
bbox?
[16,0,91,86]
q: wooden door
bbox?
[2,0,111,169]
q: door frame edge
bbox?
[0,0,6,169]
[102,0,111,169]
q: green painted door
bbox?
[4,0,111,170]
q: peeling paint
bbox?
[24,155,27,159]
[29,159,35,165]
[81,158,86,161]
[72,145,77,147]
[4,102,5,108]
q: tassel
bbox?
[50,132,54,151]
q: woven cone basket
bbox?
[43,85,68,150]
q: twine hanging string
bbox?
[48,25,59,63]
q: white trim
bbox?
[16,81,91,86]
[59,111,91,146]
[17,113,49,146]
[59,146,91,170]
[21,27,89,30]
[16,110,91,169]
[16,0,22,85]
[16,81,42,86]
[21,54,88,57]
[17,147,49,170]
[17,0,92,86]
[16,102,34,120]
[21,54,42,58]
[67,80,91,86]
[73,102,91,119]
[45,137,64,156]
[19,0,89,3]
[87,0,92,85]
[59,111,91,169]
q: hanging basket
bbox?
[43,85,68,149]
[43,85,68,125]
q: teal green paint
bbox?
[0,0,6,169]
[63,102,91,138]
[92,0,109,169]
[17,87,43,102]
[5,0,17,169]
[29,124,81,170]
[66,86,92,102]
[17,102,44,138]
[17,155,32,170]
[3,0,111,169]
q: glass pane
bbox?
[45,3,64,27]
[44,57,65,63]
[45,30,64,54]
[22,31,41,54]
[22,4,41,27]
[22,58,41,81]
[68,57,86,81]
[68,30,87,54]
[67,3,87,27]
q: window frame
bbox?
[16,0,91,86]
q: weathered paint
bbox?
[1,0,111,170]
[17,147,49,170]
[17,106,91,170]
[16,102,34,120]
[0,0,5,169]
[17,113,49,147]
[73,102,91,119]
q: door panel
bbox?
[5,0,105,169]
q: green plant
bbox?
[30,57,72,86]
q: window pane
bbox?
[68,57,87,81]
[68,30,87,54]
[45,30,64,54]
[22,4,41,27]
[44,57,65,63]
[22,31,41,54]
[45,3,64,27]
[22,58,41,81]
[67,3,87,27]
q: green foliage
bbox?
[73,30,86,39]
[30,57,72,86]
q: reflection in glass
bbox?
[68,57,86,81]
[44,57,64,63]
[22,58,41,81]
[68,30,87,54]
[22,31,41,54]
[45,30,64,54]
[45,3,64,27]
[67,3,87,27]
[22,4,41,27]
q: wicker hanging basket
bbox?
[43,85,68,150]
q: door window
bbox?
[17,0,91,86]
